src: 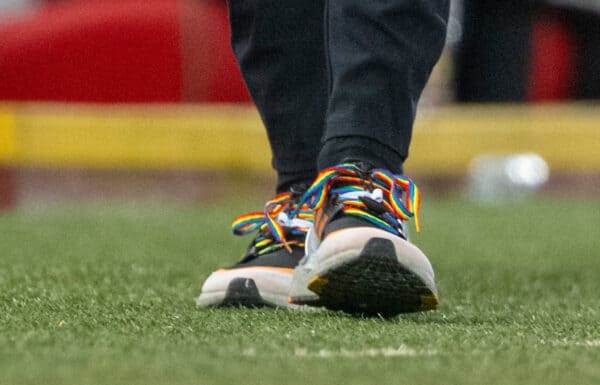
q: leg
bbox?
[289,0,450,316]
[197,1,326,307]
[319,0,449,173]
[228,0,327,192]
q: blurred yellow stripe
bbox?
[409,104,600,174]
[6,104,270,172]
[0,110,16,161]
[1,103,599,174]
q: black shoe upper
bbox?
[226,184,311,270]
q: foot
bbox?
[196,186,313,308]
[288,163,438,317]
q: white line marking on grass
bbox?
[242,348,256,356]
[239,345,436,358]
[552,339,600,347]
[293,346,436,358]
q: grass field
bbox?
[1,197,599,385]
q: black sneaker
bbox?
[288,163,438,317]
[196,186,313,308]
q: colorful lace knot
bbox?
[231,192,313,254]
[294,163,422,235]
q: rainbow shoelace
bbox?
[293,163,421,237]
[231,192,313,254]
[231,163,421,253]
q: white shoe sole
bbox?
[196,267,295,308]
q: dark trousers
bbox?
[228,0,449,192]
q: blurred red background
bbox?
[0,0,251,103]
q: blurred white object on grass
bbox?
[467,153,550,204]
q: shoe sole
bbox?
[213,277,274,308]
[196,268,294,308]
[305,237,438,317]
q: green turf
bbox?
[1,198,599,385]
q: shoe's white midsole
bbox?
[196,267,294,307]
[289,227,437,300]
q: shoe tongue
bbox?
[339,159,375,172]
[289,183,309,199]
[313,195,344,240]
[352,161,375,176]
